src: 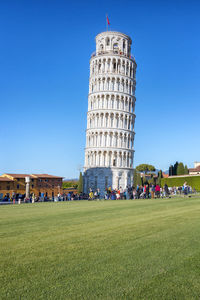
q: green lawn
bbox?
[1,197,200,299]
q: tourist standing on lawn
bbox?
[89,190,94,200]
[164,184,169,197]
[120,186,123,200]
[104,189,108,200]
[94,190,98,200]
[155,184,160,198]
[67,192,71,201]
[97,189,100,200]
[132,188,136,199]
[116,189,120,200]
[151,185,155,198]
[146,185,150,199]
[143,185,146,198]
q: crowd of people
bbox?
[0,182,196,204]
[88,181,195,200]
[0,192,88,203]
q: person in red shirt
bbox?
[155,185,160,198]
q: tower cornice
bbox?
[95,31,132,43]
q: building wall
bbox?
[84,167,133,197]
[0,180,14,198]
[0,181,14,191]
[189,171,200,175]
[194,162,200,168]
[0,175,63,198]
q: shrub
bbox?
[63,181,78,189]
[161,176,200,191]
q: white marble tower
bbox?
[84,31,137,196]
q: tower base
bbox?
[83,167,134,198]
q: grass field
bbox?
[1,197,200,299]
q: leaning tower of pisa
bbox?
[84,31,137,196]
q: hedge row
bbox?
[161,176,200,191]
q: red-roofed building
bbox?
[0,173,63,198]
[0,177,14,198]
[189,162,200,175]
[162,172,169,178]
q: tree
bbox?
[136,164,156,174]
[173,161,178,175]
[136,173,143,186]
[77,172,83,194]
[169,161,179,176]
[169,165,173,176]
[148,177,156,185]
[177,162,185,175]
[184,165,189,175]
[143,177,149,185]
[133,169,137,188]
[157,170,163,186]
[62,181,78,189]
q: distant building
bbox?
[162,172,169,178]
[0,173,63,198]
[0,177,14,197]
[189,162,200,175]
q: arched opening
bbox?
[123,40,126,52]
[106,38,110,46]
[113,59,116,72]
[113,43,118,54]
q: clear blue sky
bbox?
[0,0,200,178]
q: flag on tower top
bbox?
[107,16,110,25]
